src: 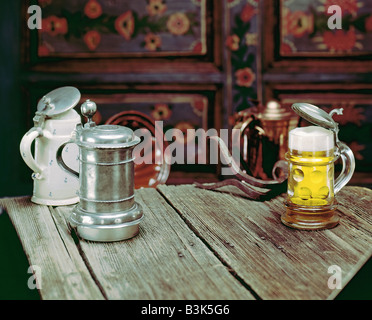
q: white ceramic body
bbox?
[20,109,80,205]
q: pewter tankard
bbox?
[57,99,143,242]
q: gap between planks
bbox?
[52,190,256,299]
[156,184,372,300]
[155,186,263,300]
[49,205,109,300]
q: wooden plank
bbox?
[0,197,104,300]
[55,188,255,300]
[157,185,372,300]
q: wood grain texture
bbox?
[0,197,104,300]
[1,185,370,300]
[157,184,372,300]
[56,188,255,300]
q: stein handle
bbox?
[56,140,79,178]
[236,116,264,165]
[20,127,45,179]
[238,117,266,174]
[334,142,355,194]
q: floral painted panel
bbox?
[38,0,207,57]
[226,0,259,113]
[281,0,372,56]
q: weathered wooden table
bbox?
[0,185,371,300]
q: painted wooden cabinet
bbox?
[3,0,371,196]
[21,0,224,182]
[19,0,262,184]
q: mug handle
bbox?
[235,116,265,162]
[237,116,265,174]
[56,140,79,178]
[20,127,45,179]
[334,142,355,194]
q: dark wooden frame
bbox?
[260,0,372,91]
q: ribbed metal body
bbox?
[79,147,135,213]
[57,100,144,242]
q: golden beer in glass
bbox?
[282,126,350,230]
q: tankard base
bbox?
[281,203,339,230]
[31,195,79,206]
[69,203,144,242]
[72,223,140,242]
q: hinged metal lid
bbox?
[78,124,140,148]
[291,102,343,132]
[77,99,140,149]
[36,86,81,117]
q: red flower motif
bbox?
[146,0,167,16]
[84,0,102,19]
[282,8,314,38]
[323,104,365,126]
[240,4,257,23]
[115,11,135,40]
[324,0,359,16]
[83,30,101,51]
[38,43,52,56]
[365,15,372,32]
[144,33,162,51]
[191,41,203,53]
[280,42,293,54]
[235,68,255,87]
[151,104,172,120]
[225,34,240,51]
[41,16,68,36]
[167,13,190,36]
[322,29,356,52]
[192,97,207,116]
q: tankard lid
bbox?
[77,124,140,149]
[259,100,292,120]
[37,87,81,117]
[291,103,340,131]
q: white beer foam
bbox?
[289,126,334,152]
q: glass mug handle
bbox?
[56,140,79,178]
[334,142,355,194]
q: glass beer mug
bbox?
[281,103,355,230]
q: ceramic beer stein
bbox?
[57,99,144,242]
[20,87,81,205]
[282,103,355,230]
